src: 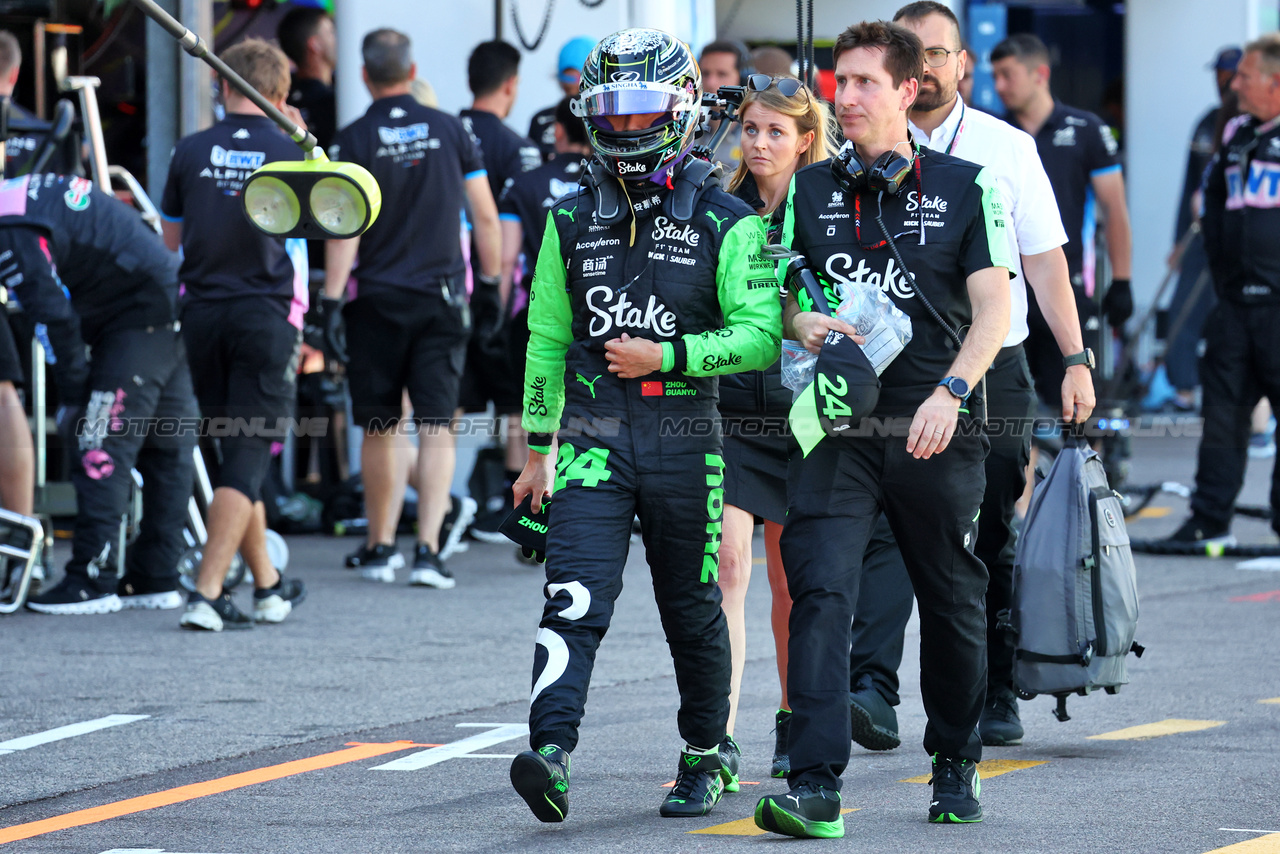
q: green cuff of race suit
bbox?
[528,433,554,455]
[660,339,688,373]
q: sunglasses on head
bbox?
[746,74,809,102]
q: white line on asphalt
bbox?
[455,754,518,759]
[0,715,150,755]
[99,849,246,853]
[1219,828,1280,833]
[369,723,529,771]
[1235,558,1280,571]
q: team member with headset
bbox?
[507,28,781,823]
[753,20,1011,836]
[716,73,836,782]
[1,175,199,615]
[846,1,1095,752]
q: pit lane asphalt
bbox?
[1,433,1277,853]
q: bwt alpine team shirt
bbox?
[498,154,585,283]
[780,149,1013,417]
[329,94,485,296]
[1024,102,1120,295]
[1202,113,1280,304]
[161,114,308,326]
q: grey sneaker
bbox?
[180,589,254,631]
[253,576,307,623]
[357,544,404,583]
[408,544,455,589]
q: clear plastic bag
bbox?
[781,279,914,395]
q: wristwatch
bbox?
[1062,348,1096,370]
[939,376,970,401]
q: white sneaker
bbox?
[119,589,184,610]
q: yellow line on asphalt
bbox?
[1134,507,1172,519]
[1203,833,1280,853]
[1087,719,1225,740]
[900,759,1046,784]
[1261,698,1280,704]
[690,809,859,836]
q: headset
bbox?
[830,139,916,197]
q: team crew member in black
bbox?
[527,36,594,163]
[0,31,81,179]
[0,174,199,615]
[507,28,782,824]
[277,7,338,152]
[753,21,1011,837]
[458,40,543,539]
[992,33,1132,405]
[496,96,588,417]
[160,39,308,631]
[716,75,836,783]
[1164,33,1280,547]
[325,28,502,587]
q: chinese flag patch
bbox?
[641,381,664,396]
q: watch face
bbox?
[948,377,969,398]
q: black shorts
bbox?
[457,308,525,416]
[182,298,301,427]
[0,313,22,385]
[722,415,791,525]
[345,287,469,428]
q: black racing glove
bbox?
[314,295,348,365]
[1102,278,1133,329]
[520,544,547,564]
[470,273,504,345]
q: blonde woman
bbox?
[717,75,836,786]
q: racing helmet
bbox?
[572,29,702,181]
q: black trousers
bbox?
[1191,300,1280,529]
[781,424,989,791]
[68,326,198,586]
[528,411,731,753]
[848,348,1036,701]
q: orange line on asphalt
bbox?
[0,740,427,845]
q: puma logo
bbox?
[786,794,800,810]
[706,210,728,233]
[557,205,577,222]
[575,373,603,398]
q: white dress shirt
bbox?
[910,96,1068,348]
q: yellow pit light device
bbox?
[243,156,382,239]
[130,0,381,239]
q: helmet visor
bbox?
[573,82,695,118]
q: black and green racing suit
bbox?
[521,176,782,753]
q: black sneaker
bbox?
[409,544,456,589]
[659,748,724,817]
[754,782,845,838]
[468,508,510,544]
[438,495,478,559]
[929,754,982,823]
[850,677,900,751]
[771,709,791,778]
[510,745,570,823]
[180,589,254,632]
[718,735,741,793]
[980,686,1024,746]
[26,575,121,615]
[1164,515,1235,548]
[117,575,183,611]
[253,575,307,623]
[350,543,403,583]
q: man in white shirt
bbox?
[844,1,1096,756]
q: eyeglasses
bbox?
[746,73,810,103]
[924,48,961,68]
